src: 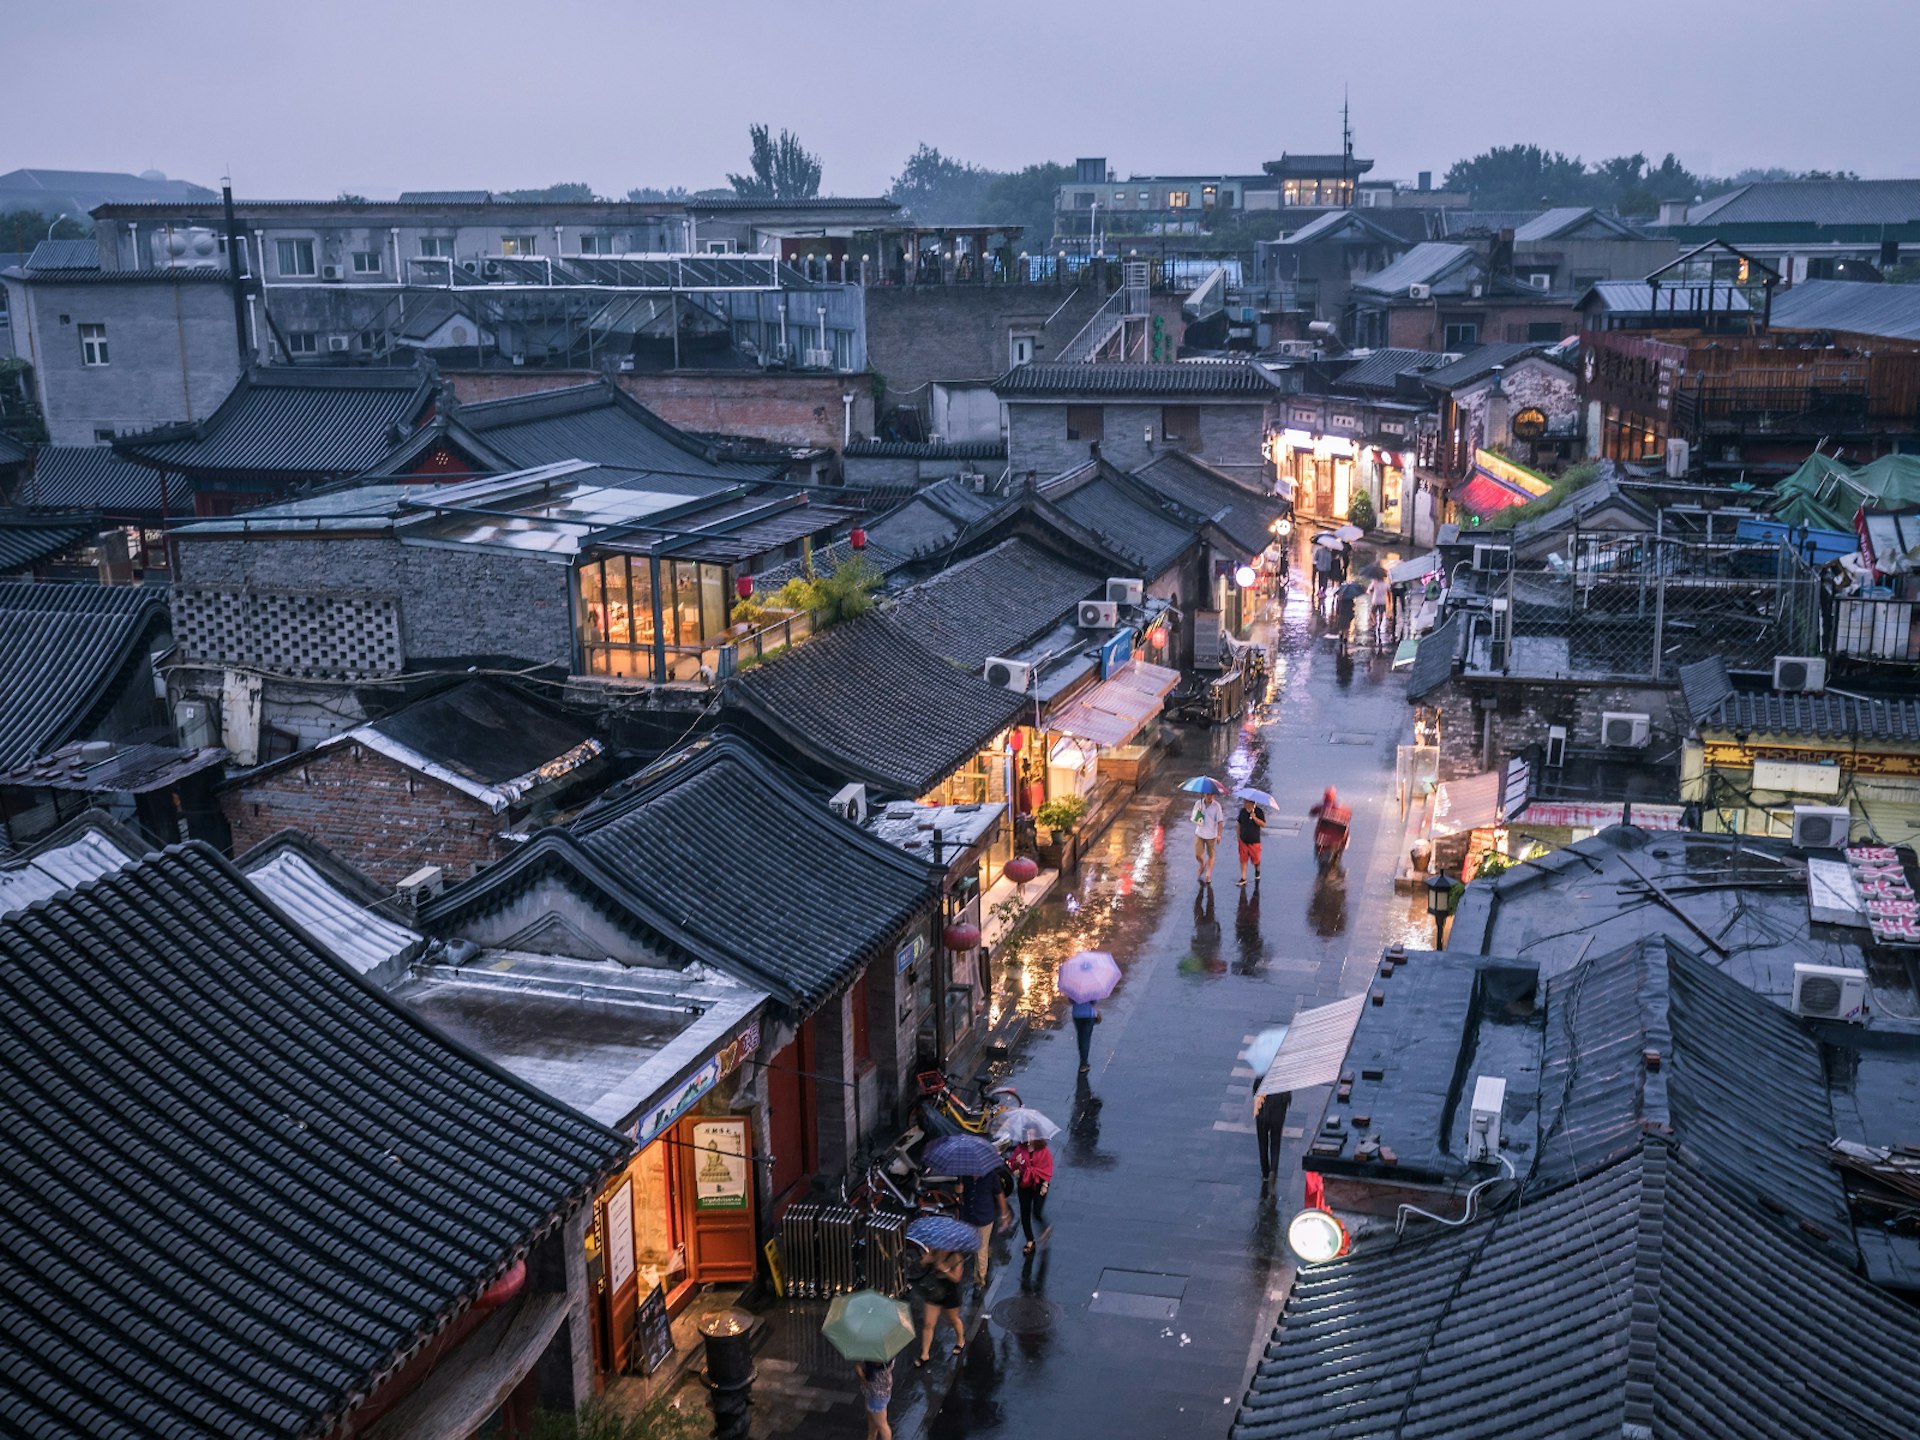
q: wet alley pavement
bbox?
[906,572,1431,1440]
[709,566,1434,1440]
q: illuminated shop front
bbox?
[576,552,737,682]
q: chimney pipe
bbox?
[1418,171,1431,192]
[221,184,249,362]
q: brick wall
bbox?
[223,740,509,885]
[1427,674,1683,779]
[442,369,876,452]
[811,985,859,1182]
[1006,398,1273,480]
[864,284,1108,397]
[175,534,573,666]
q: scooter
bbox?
[1311,804,1351,871]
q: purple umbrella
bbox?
[922,1133,1003,1178]
[1057,950,1121,1005]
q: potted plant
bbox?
[1034,795,1088,846]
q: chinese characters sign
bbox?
[1845,846,1920,947]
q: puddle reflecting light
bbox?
[1287,1208,1350,1265]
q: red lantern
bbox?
[1150,627,1168,650]
[1005,856,1039,885]
[849,527,867,551]
[943,922,982,951]
[735,575,753,600]
[1006,728,1025,754]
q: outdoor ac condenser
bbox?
[1790,805,1852,850]
[1467,1075,1506,1163]
[1079,601,1120,629]
[1600,712,1651,748]
[829,783,868,825]
[1792,962,1869,1022]
[1773,656,1828,693]
[984,657,1034,692]
[1106,578,1146,607]
[1472,544,1512,573]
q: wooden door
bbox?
[766,1022,817,1215]
[678,1115,757,1282]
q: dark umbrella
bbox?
[905,1215,983,1252]
[1355,561,1388,580]
[923,1133,1003,1177]
[1338,580,1367,602]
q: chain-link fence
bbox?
[1462,535,1824,684]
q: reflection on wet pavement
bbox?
[925,549,1433,1439]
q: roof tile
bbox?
[0,580,168,769]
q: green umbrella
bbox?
[822,1290,915,1362]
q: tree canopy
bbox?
[1442,145,1862,216]
[728,125,822,201]
[0,208,90,250]
[499,182,599,203]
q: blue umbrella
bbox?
[923,1133,1003,1178]
[906,1215,983,1252]
[1180,776,1227,795]
[1234,786,1278,808]
[1245,1026,1290,1078]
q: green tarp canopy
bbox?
[1771,452,1920,530]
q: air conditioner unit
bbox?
[1466,1075,1506,1163]
[1790,804,1852,850]
[984,657,1034,692]
[1527,273,1551,291]
[1600,711,1651,748]
[174,698,217,750]
[1545,724,1568,769]
[326,335,350,352]
[1791,962,1869,1022]
[1408,283,1432,301]
[395,865,444,907]
[1106,578,1146,607]
[1665,438,1691,479]
[829,782,868,825]
[320,263,341,282]
[1773,656,1827,694]
[483,261,502,279]
[1079,600,1120,628]
[804,347,834,368]
[1472,544,1512,573]
[956,470,987,492]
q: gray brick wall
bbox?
[1426,674,1682,779]
[176,535,573,666]
[5,276,243,444]
[1007,398,1273,480]
[864,285,1108,397]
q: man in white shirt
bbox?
[1192,794,1225,884]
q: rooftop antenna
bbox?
[1342,87,1352,190]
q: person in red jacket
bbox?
[1008,1137,1055,1255]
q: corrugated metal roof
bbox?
[995,361,1279,396]
[1511,206,1638,241]
[1417,341,1549,391]
[0,817,141,918]
[1769,278,1920,342]
[0,513,95,573]
[1406,614,1461,700]
[0,842,631,1440]
[243,846,421,985]
[1580,280,1753,314]
[1352,242,1477,296]
[396,189,493,204]
[24,238,99,271]
[1327,347,1450,392]
[118,366,433,475]
[0,581,168,769]
[685,196,900,212]
[1686,179,1920,228]
[21,445,188,513]
[0,433,27,468]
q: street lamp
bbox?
[1286,1207,1350,1265]
[1425,867,1455,947]
[47,213,68,242]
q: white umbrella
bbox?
[992,1107,1061,1143]
[1314,534,1345,551]
[1335,524,1365,542]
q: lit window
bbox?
[1202,186,1218,208]
[276,238,316,276]
[286,332,318,355]
[502,235,537,255]
[1168,191,1191,209]
[350,250,382,274]
[79,323,109,366]
[418,237,453,258]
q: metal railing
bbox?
[1833,595,1920,664]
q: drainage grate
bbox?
[989,1293,1062,1335]
[1327,733,1377,746]
[1089,1269,1187,1320]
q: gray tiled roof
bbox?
[685,196,900,212]
[18,444,189,513]
[1417,342,1549,391]
[0,433,27,468]
[1769,278,1920,342]
[1685,179,1920,228]
[889,539,1103,667]
[843,439,1006,461]
[0,513,95,574]
[1234,1138,1920,1440]
[1681,656,1920,741]
[1040,466,1195,575]
[727,612,1026,797]
[1131,450,1285,556]
[1326,347,1450,393]
[0,581,168,769]
[1406,614,1461,700]
[23,238,99,271]
[366,679,598,790]
[1352,242,1477,297]
[453,383,773,484]
[995,362,1279,397]
[750,538,910,590]
[567,734,936,1010]
[1511,206,1637,241]
[117,366,434,476]
[0,842,629,1440]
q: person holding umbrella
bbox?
[1057,950,1120,1074]
[821,1290,914,1436]
[1185,778,1226,883]
[911,1248,966,1367]
[1234,792,1269,886]
[1006,1126,1055,1254]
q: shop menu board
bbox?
[606,1178,635,1293]
[693,1118,750,1210]
[637,1284,674,1375]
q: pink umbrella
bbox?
[1057,950,1121,1004]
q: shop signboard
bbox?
[606,1179,635,1294]
[896,931,928,974]
[636,1284,674,1375]
[692,1118,751,1210]
[1511,407,1549,440]
[1844,846,1920,946]
[1098,629,1134,679]
[631,1020,762,1146]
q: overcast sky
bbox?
[13,0,1917,198]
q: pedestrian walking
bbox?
[1256,1090,1290,1196]
[1366,574,1389,647]
[1070,997,1100,1072]
[1311,541,1335,606]
[856,1358,894,1439]
[1008,1137,1054,1255]
[959,1167,1011,1286]
[1192,792,1224,883]
[912,1250,966,1366]
[1236,797,1266,886]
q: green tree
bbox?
[728,125,822,201]
[887,144,997,222]
[500,182,599,203]
[335,191,369,204]
[625,185,692,203]
[1442,144,1598,209]
[1,207,89,251]
[979,162,1073,252]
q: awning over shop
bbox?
[1257,993,1367,1098]
[1453,450,1553,520]
[1514,801,1687,831]
[1431,769,1504,836]
[1389,551,1440,584]
[1047,659,1180,748]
